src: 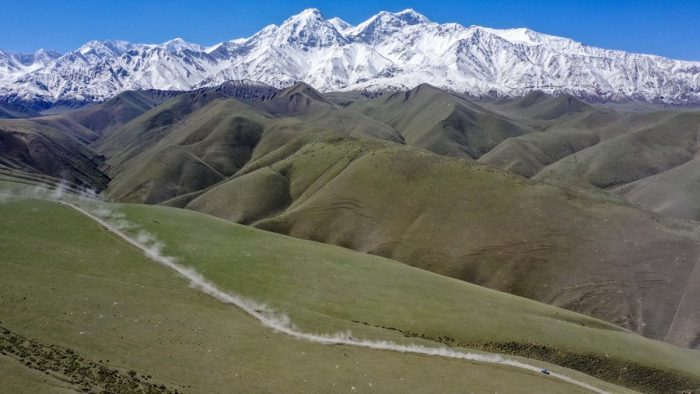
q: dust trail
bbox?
[58,199,609,394]
[0,177,99,204]
[0,181,608,393]
[49,181,67,200]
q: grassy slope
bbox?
[54,89,184,138]
[0,119,110,189]
[0,195,626,394]
[477,110,619,178]
[476,94,645,178]
[185,136,700,349]
[0,90,193,191]
[10,85,700,352]
[92,88,700,351]
[477,99,700,222]
[615,158,700,221]
[100,98,269,203]
[0,355,75,393]
[350,84,531,159]
[123,201,700,392]
[98,84,403,204]
[92,85,700,224]
[485,92,594,121]
[93,91,234,173]
[534,111,700,189]
[7,84,700,224]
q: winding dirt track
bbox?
[60,200,610,394]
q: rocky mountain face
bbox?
[2,8,700,107]
[0,49,60,81]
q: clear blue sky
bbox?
[1,0,699,60]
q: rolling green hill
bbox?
[1,196,607,393]
[615,157,700,220]
[1,176,698,392]
[0,83,281,192]
[4,83,700,357]
[54,89,185,138]
[475,96,700,222]
[181,136,700,350]
[0,89,189,191]
[80,85,700,351]
[96,83,402,204]
[531,110,700,221]
[0,119,109,189]
[349,83,532,159]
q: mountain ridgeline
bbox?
[2,8,700,112]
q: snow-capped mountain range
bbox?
[3,8,700,107]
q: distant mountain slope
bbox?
[181,135,700,350]
[0,81,279,190]
[96,82,401,203]
[0,100,41,119]
[350,83,532,158]
[0,88,189,189]
[534,111,700,190]
[489,108,700,220]
[2,8,700,107]
[0,118,110,189]
[615,159,700,220]
[55,89,184,137]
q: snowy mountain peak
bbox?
[350,9,432,42]
[30,49,61,64]
[2,9,700,106]
[328,17,353,33]
[277,8,347,47]
[78,40,133,56]
[289,8,323,19]
[280,8,329,30]
[394,9,430,24]
[162,38,201,53]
